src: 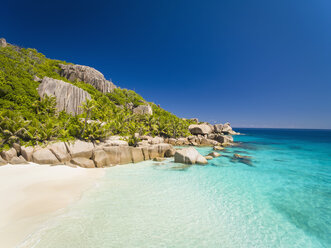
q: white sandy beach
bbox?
[0,163,104,248]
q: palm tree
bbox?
[79,99,97,138]
[0,113,31,146]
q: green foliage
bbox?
[107,88,145,107]
[0,44,193,151]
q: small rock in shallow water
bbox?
[208,152,221,158]
[213,146,224,151]
[232,153,254,167]
[204,156,213,160]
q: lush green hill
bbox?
[0,43,192,150]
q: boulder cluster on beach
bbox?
[0,121,239,167]
[0,137,174,167]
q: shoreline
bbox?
[0,163,105,248]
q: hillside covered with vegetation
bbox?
[0,43,193,150]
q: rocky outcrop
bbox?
[21,146,34,161]
[70,157,95,168]
[48,142,70,162]
[7,138,175,168]
[199,138,219,146]
[59,64,116,94]
[38,77,91,115]
[66,140,94,159]
[92,149,111,168]
[133,105,153,115]
[189,124,213,135]
[174,147,208,165]
[221,122,238,135]
[10,156,27,164]
[131,147,144,163]
[1,148,17,161]
[32,148,60,164]
[164,147,176,157]
[213,124,223,133]
[213,134,233,144]
[0,38,7,48]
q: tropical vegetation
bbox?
[0,43,193,150]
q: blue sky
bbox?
[1,0,331,128]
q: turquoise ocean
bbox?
[22,129,331,248]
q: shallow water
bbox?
[22,129,331,248]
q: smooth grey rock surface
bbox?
[32,148,60,164]
[10,155,27,164]
[66,140,94,159]
[59,64,116,94]
[48,142,71,162]
[21,146,34,161]
[1,148,17,161]
[70,157,95,168]
[174,147,207,165]
[189,124,213,135]
[38,77,91,115]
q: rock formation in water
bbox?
[59,64,116,94]
[38,77,91,115]
[174,147,207,165]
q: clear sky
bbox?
[1,0,330,129]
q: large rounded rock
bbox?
[164,148,176,157]
[70,157,95,168]
[32,148,60,164]
[103,146,121,165]
[10,156,27,164]
[214,135,233,144]
[66,140,94,159]
[222,122,233,134]
[59,64,116,94]
[21,146,34,161]
[48,142,71,162]
[38,77,91,115]
[119,146,133,164]
[131,147,144,163]
[200,138,219,146]
[92,149,111,167]
[214,124,223,133]
[156,143,173,157]
[189,124,213,135]
[174,147,207,165]
[148,145,159,159]
[1,148,17,161]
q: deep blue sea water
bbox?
[21,129,331,248]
